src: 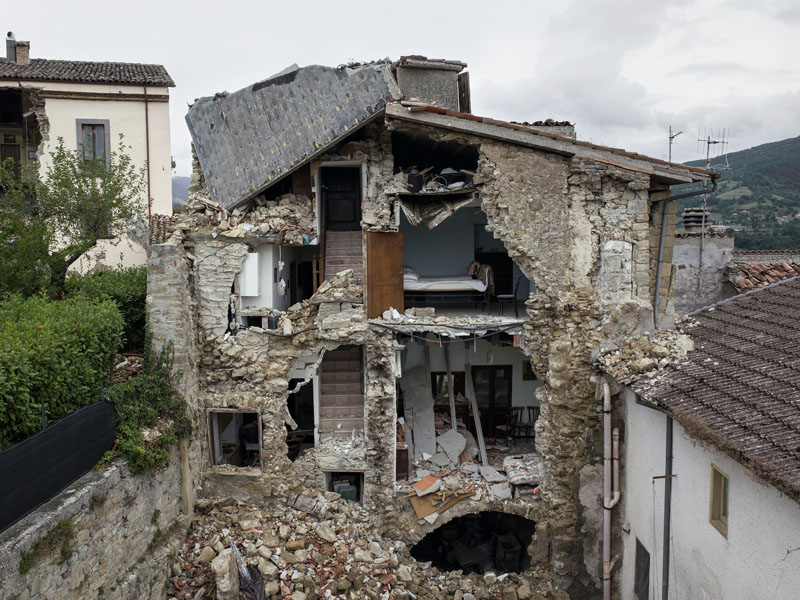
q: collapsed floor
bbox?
[168,494,543,600]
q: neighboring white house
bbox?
[0,32,174,270]
[606,277,800,600]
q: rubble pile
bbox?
[168,494,540,600]
[180,193,317,244]
[110,353,143,383]
[598,323,696,386]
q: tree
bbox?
[0,136,145,298]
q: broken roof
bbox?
[386,102,716,185]
[0,58,174,87]
[611,277,800,501]
[186,63,401,209]
[729,261,800,293]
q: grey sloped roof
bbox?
[619,277,800,501]
[0,58,174,86]
[186,63,401,208]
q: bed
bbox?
[403,266,492,309]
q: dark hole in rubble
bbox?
[410,511,534,574]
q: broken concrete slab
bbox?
[400,366,437,458]
[490,482,512,500]
[479,465,507,483]
[436,428,467,463]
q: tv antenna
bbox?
[668,125,682,162]
[697,128,730,172]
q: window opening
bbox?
[207,410,262,468]
[634,538,650,600]
[710,464,729,537]
[410,511,534,574]
[324,471,363,503]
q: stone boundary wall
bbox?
[0,450,186,600]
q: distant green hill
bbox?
[674,135,800,249]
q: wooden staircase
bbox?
[318,346,364,440]
[324,231,363,281]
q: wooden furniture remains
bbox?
[471,365,512,436]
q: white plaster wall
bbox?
[620,389,800,600]
[27,81,172,270]
[402,341,542,410]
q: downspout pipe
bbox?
[602,382,620,600]
[144,85,153,255]
[652,179,718,329]
[661,415,674,600]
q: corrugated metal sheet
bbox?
[186,63,401,209]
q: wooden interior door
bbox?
[323,167,361,231]
[366,231,404,318]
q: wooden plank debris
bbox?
[465,363,488,466]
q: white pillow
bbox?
[403,265,419,280]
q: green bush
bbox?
[0,295,123,450]
[102,341,191,474]
[65,266,147,352]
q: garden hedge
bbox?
[0,295,123,450]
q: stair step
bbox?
[319,406,365,418]
[327,231,362,239]
[325,247,362,257]
[318,417,364,432]
[319,394,365,407]
[321,371,362,383]
[320,382,362,394]
[319,431,360,440]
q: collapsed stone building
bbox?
[147,56,715,599]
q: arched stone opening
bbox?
[410,511,535,574]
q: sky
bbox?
[6,0,800,176]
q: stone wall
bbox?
[0,452,186,600]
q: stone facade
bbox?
[148,105,712,600]
[0,451,185,600]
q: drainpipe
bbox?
[602,382,620,600]
[661,415,674,600]
[652,180,717,329]
[144,85,153,254]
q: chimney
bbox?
[395,56,469,112]
[14,40,30,64]
[5,32,14,61]
[682,207,711,234]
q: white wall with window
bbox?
[34,81,173,271]
[620,388,800,600]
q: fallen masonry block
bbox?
[287,493,329,518]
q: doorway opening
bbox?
[286,378,314,460]
[410,511,534,574]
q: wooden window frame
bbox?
[75,118,110,165]
[709,464,729,538]
[470,365,513,435]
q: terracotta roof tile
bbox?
[729,262,800,293]
[0,58,175,87]
[150,214,179,245]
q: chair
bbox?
[495,409,521,447]
[526,406,540,439]
[511,407,527,439]
[497,277,522,317]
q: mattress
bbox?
[404,276,487,292]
